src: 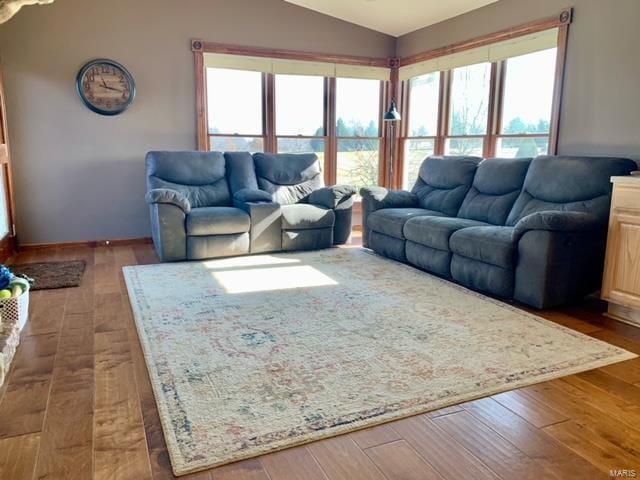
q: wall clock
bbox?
[76,59,136,116]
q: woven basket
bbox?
[0,286,30,387]
[0,285,29,331]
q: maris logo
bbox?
[610,470,638,478]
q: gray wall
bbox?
[0,0,394,244]
[397,0,640,162]
[1,0,639,244]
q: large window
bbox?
[201,53,387,193]
[398,24,565,185]
[206,68,264,152]
[197,19,567,197]
[275,74,326,168]
[496,48,557,158]
[336,78,382,192]
[446,62,491,156]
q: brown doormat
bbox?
[10,260,86,290]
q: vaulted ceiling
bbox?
[284,0,498,37]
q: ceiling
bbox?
[283,0,498,37]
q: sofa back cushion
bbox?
[253,153,324,205]
[506,155,638,226]
[458,157,532,225]
[224,151,259,194]
[411,156,482,216]
[146,151,231,208]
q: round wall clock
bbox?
[76,59,136,116]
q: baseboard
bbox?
[19,237,152,251]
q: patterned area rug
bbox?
[123,248,636,476]
[10,260,86,290]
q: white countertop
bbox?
[611,174,640,185]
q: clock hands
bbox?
[99,74,124,93]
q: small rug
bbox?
[123,249,636,476]
[11,260,86,290]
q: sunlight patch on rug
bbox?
[211,265,338,294]
[123,248,636,476]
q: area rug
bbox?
[10,260,86,290]
[123,248,636,476]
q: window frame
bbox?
[193,41,388,189]
[192,7,571,195]
[394,8,571,189]
[399,43,562,173]
[334,78,385,189]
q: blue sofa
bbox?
[361,155,637,308]
[145,151,356,261]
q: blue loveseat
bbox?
[145,151,356,262]
[361,155,637,308]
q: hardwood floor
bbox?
[1,241,639,479]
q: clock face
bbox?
[76,59,135,115]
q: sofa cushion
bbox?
[225,151,259,194]
[253,153,324,205]
[146,151,232,208]
[282,228,333,251]
[411,156,481,216]
[186,207,250,236]
[458,157,531,225]
[449,226,516,269]
[368,208,446,240]
[187,233,250,260]
[406,241,453,278]
[281,204,335,230]
[404,216,488,251]
[506,155,637,226]
[451,255,515,298]
[369,231,407,262]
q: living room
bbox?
[0,0,639,478]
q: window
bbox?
[398,24,566,180]
[445,62,491,156]
[402,72,440,189]
[200,51,388,195]
[335,78,382,192]
[275,74,326,168]
[206,68,264,152]
[497,48,557,158]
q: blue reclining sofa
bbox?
[145,151,356,262]
[361,155,637,309]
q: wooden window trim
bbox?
[0,70,17,259]
[399,8,572,67]
[197,41,388,68]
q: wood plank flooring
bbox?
[0,241,639,479]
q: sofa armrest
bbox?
[360,186,419,210]
[145,188,191,214]
[513,211,604,241]
[308,185,357,209]
[360,187,419,248]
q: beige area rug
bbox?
[123,248,636,476]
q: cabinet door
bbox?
[602,211,640,308]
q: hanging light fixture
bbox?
[383,100,401,187]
